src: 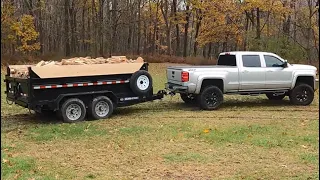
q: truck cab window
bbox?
[264,55,283,67]
[217,55,236,66]
[242,55,261,67]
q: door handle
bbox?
[243,70,249,73]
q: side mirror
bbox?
[282,60,288,68]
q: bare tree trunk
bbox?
[256,8,261,39]
[207,43,212,58]
[137,0,142,54]
[111,0,118,55]
[64,0,70,56]
[99,0,104,56]
[183,3,190,57]
[173,0,180,56]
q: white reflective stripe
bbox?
[33,79,130,89]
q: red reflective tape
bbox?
[120,80,125,83]
[51,85,57,88]
[102,81,107,85]
[40,85,46,89]
[73,84,78,87]
[112,81,116,84]
[83,83,88,86]
[63,84,68,88]
[93,82,98,85]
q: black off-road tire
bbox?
[130,70,153,96]
[59,98,86,123]
[180,93,198,104]
[266,93,286,100]
[198,86,224,110]
[289,83,314,106]
[88,96,114,120]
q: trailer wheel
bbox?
[130,70,153,96]
[60,98,86,123]
[88,96,114,120]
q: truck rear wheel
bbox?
[289,84,314,105]
[59,98,86,123]
[88,96,114,120]
[266,93,286,100]
[198,86,223,110]
[180,93,197,104]
[130,70,153,96]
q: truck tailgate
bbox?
[167,68,182,82]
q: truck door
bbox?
[263,55,292,89]
[239,54,266,90]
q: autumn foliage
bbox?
[1,0,319,64]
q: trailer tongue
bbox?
[5,62,166,123]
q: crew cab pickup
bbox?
[166,51,318,110]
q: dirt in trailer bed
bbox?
[1,63,319,180]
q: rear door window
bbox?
[242,55,261,67]
[217,55,237,66]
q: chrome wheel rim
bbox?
[66,104,82,121]
[94,101,109,117]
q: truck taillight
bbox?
[181,71,189,82]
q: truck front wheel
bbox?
[198,86,223,110]
[88,96,114,120]
[59,98,86,123]
[289,84,314,105]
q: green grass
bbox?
[1,150,55,180]
[1,63,319,179]
[27,123,108,142]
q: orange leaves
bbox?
[197,0,243,46]
[11,15,40,53]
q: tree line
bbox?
[1,0,319,63]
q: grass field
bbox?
[1,63,319,180]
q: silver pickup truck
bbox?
[166,51,319,110]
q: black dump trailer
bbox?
[5,62,165,123]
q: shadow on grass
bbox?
[0,99,300,130]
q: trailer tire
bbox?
[59,98,86,123]
[130,70,153,96]
[198,86,223,110]
[88,96,114,120]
